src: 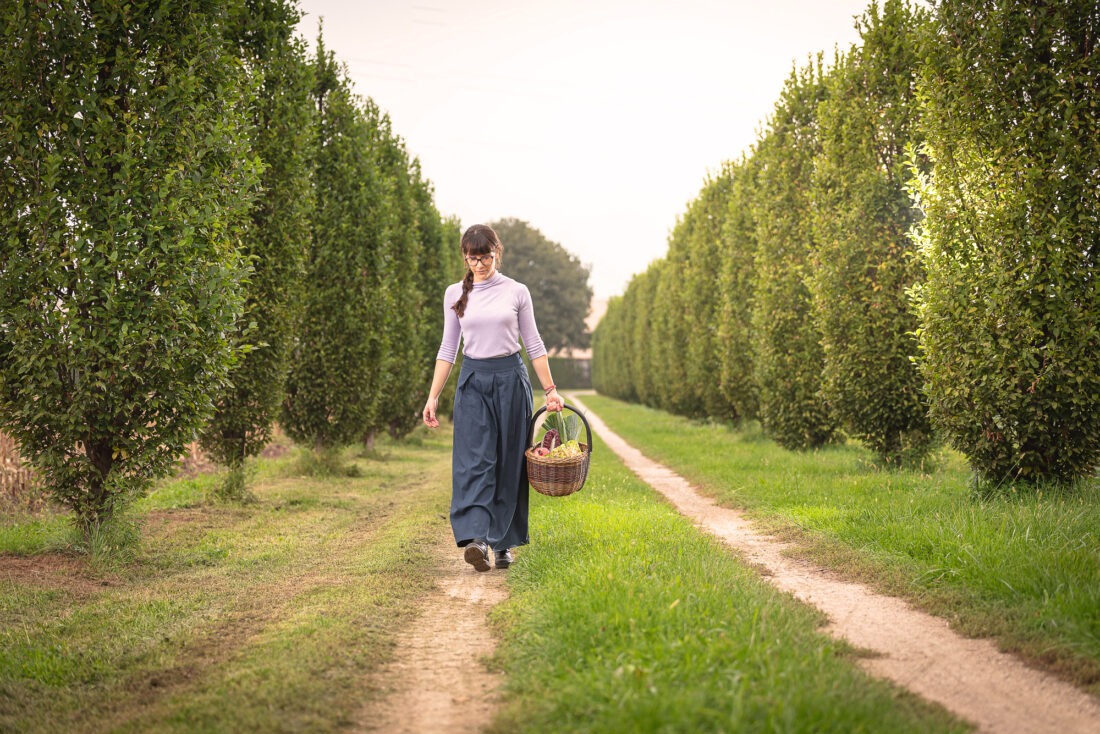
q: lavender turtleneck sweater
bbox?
[436,272,548,363]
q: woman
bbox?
[422,224,563,572]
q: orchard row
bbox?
[0,1,465,532]
[593,0,1099,486]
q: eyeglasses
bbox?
[465,254,495,267]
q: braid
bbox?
[452,269,475,317]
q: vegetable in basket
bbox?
[534,411,585,458]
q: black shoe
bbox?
[464,540,491,572]
[494,548,514,569]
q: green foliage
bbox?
[69,512,142,564]
[809,0,934,466]
[910,0,1100,484]
[201,0,314,471]
[391,173,460,435]
[591,295,635,400]
[540,410,581,445]
[673,171,734,419]
[211,464,258,504]
[372,132,427,442]
[0,0,260,534]
[650,258,692,415]
[430,217,465,420]
[281,38,392,450]
[628,264,662,407]
[546,356,591,390]
[751,60,838,450]
[490,218,593,354]
[716,157,760,423]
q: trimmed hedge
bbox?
[809,0,934,465]
[751,60,838,450]
[0,0,259,530]
[910,0,1100,485]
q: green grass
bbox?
[0,431,453,733]
[489,430,967,733]
[576,393,1100,695]
[6,398,1088,731]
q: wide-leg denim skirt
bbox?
[451,352,532,550]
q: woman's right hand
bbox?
[422,396,440,428]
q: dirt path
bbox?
[357,532,508,734]
[569,394,1100,734]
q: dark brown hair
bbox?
[452,224,503,317]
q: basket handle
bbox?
[528,403,593,456]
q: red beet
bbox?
[541,428,560,450]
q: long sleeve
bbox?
[516,284,547,360]
[436,273,547,361]
[436,283,462,363]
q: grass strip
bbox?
[577,393,1100,695]
[489,431,967,733]
[0,430,452,733]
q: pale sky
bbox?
[296,0,876,300]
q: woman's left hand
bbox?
[545,388,564,412]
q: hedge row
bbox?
[594,0,1100,485]
[0,0,463,530]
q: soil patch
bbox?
[0,553,120,598]
[570,394,1100,734]
[356,532,508,733]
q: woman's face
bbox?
[465,250,497,282]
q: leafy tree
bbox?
[489,218,593,355]
[680,169,736,419]
[0,0,259,534]
[368,121,421,445]
[650,258,690,414]
[751,60,838,450]
[428,215,465,420]
[200,0,314,495]
[910,0,1100,485]
[399,175,464,432]
[716,156,760,423]
[592,295,635,401]
[280,38,390,453]
[809,0,933,465]
[628,264,662,407]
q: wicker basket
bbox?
[525,404,592,497]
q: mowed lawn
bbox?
[0,433,453,733]
[3,414,969,733]
[575,393,1100,697]
[490,427,965,733]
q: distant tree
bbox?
[650,253,690,414]
[0,0,259,535]
[201,0,315,497]
[592,295,635,401]
[751,60,838,450]
[281,38,390,454]
[910,0,1100,485]
[423,215,466,422]
[628,264,661,407]
[489,218,593,354]
[716,156,760,423]
[368,121,419,446]
[679,169,735,419]
[809,0,933,466]
[383,167,463,438]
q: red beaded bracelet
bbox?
[543,384,556,394]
